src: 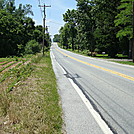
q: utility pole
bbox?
[39,4,51,56]
[46,26,50,34]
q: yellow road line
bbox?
[56,49,134,82]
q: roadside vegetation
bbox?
[0,0,51,58]
[60,47,134,66]
[0,53,63,133]
[53,0,134,62]
[110,60,134,66]
[0,1,62,133]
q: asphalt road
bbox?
[50,43,134,134]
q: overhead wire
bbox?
[38,0,63,35]
[49,21,63,26]
[38,0,43,18]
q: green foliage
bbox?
[59,0,131,58]
[53,34,60,42]
[25,40,41,54]
[7,63,33,92]
[114,0,132,39]
[61,9,78,50]
[0,61,17,72]
[0,54,62,133]
[0,9,23,57]
[59,23,71,49]
[0,1,50,57]
[58,0,110,56]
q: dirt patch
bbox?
[0,55,62,134]
[0,61,7,64]
[2,62,21,73]
[0,61,15,70]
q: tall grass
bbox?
[0,53,63,133]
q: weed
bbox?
[0,53,63,133]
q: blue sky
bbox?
[15,0,77,37]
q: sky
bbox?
[15,0,77,38]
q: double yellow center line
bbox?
[56,49,134,82]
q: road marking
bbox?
[56,49,134,82]
[69,78,114,134]
[55,57,114,134]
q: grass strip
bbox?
[7,63,33,92]
[0,63,23,83]
[111,60,134,66]
[0,58,9,62]
[62,48,134,66]
[0,71,10,83]
[0,53,63,134]
[0,61,11,65]
[0,61,17,72]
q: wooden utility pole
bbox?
[39,4,51,56]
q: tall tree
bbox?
[53,34,60,42]
[0,10,24,57]
[0,1,36,57]
[76,0,96,54]
[115,0,133,59]
[93,0,121,57]
[63,9,77,50]
[59,24,70,49]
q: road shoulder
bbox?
[50,49,104,134]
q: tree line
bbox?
[54,0,134,60]
[0,0,51,57]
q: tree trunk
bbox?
[132,39,134,62]
[129,39,132,59]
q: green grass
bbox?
[67,49,89,56]
[0,61,17,72]
[0,58,9,62]
[111,60,134,66]
[116,54,128,58]
[95,54,128,59]
[64,48,134,65]
[0,61,11,65]
[0,53,63,134]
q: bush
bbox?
[25,40,41,54]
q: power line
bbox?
[38,0,43,18]
[38,3,51,56]
[49,21,63,25]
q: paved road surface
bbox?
[50,43,134,134]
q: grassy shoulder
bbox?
[110,60,134,66]
[0,53,63,134]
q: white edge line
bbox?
[68,78,113,134]
[50,50,66,74]
[54,56,114,134]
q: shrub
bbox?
[25,40,41,54]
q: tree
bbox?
[53,34,60,42]
[0,0,6,9]
[25,40,41,54]
[59,0,130,58]
[76,0,96,54]
[0,9,24,57]
[115,0,132,39]
[93,0,121,57]
[59,24,70,49]
[63,9,77,50]
[0,1,43,57]
[115,0,133,59]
